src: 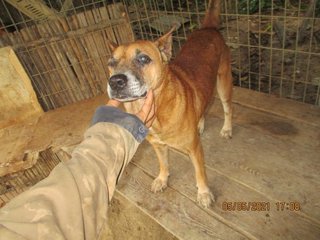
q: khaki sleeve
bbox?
[0,122,140,240]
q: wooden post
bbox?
[5,0,59,20]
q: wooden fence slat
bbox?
[0,3,132,110]
[77,11,105,94]
[91,8,112,90]
[48,20,82,103]
[84,8,109,91]
[61,15,91,99]
[99,6,118,46]
[45,21,74,104]
[21,27,57,109]
[107,5,121,45]
[36,23,65,107]
[111,4,126,44]
[55,16,91,99]
[69,13,96,98]
[92,7,112,57]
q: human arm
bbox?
[0,91,155,240]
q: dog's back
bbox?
[170,0,227,112]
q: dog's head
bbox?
[107,27,175,102]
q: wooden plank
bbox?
[48,21,83,103]
[126,90,320,239]
[107,3,134,45]
[0,47,42,127]
[98,6,118,47]
[15,49,48,109]
[11,30,45,108]
[5,0,59,20]
[59,17,92,99]
[211,98,320,148]
[9,18,126,51]
[85,8,110,91]
[42,22,76,103]
[25,94,107,153]
[0,117,40,177]
[0,46,43,175]
[1,87,319,238]
[19,26,59,109]
[36,22,70,107]
[117,164,247,240]
[47,20,80,104]
[132,138,320,239]
[32,24,65,104]
[69,13,94,97]
[201,116,320,222]
[232,87,320,127]
[69,13,97,97]
[79,10,108,93]
[108,4,124,43]
[114,3,135,43]
[105,192,178,240]
[0,94,104,178]
[1,148,64,206]
[91,8,112,89]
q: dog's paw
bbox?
[197,191,215,208]
[151,177,168,193]
[220,128,232,139]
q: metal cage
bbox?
[0,0,319,108]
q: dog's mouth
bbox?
[112,89,148,102]
[107,72,148,102]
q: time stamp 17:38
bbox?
[222,201,301,211]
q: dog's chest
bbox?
[147,127,166,145]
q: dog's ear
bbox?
[107,39,118,51]
[155,25,176,62]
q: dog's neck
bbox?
[154,64,171,95]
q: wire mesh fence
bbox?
[0,0,319,109]
[126,0,320,105]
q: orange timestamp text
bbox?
[222,201,301,211]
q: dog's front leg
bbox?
[189,137,215,208]
[150,142,169,193]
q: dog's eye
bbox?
[136,54,151,65]
[108,57,117,67]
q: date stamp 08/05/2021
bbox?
[222,201,301,212]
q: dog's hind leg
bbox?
[217,47,233,139]
[150,143,170,193]
[188,137,214,208]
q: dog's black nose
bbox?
[109,74,128,90]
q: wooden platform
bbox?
[1,87,319,239]
[109,88,320,239]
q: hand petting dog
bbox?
[107,90,156,128]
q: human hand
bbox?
[106,91,155,128]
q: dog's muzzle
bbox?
[107,72,147,102]
[109,74,128,91]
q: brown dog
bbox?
[107,0,232,207]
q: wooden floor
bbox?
[1,87,319,239]
[111,88,320,239]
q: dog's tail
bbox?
[201,0,220,29]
